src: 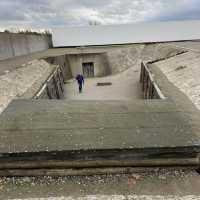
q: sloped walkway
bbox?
[152,51,200,110]
[64,67,142,100]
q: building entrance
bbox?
[82,62,94,78]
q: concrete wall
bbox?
[106,45,144,74]
[61,43,184,77]
[152,51,200,111]
[0,59,56,114]
[49,55,72,80]
[104,44,185,75]
[0,33,14,60]
[140,43,186,61]
[34,65,65,100]
[34,56,72,100]
[140,62,165,99]
[66,53,110,77]
[0,32,52,60]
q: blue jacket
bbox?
[76,74,84,85]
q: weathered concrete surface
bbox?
[0,43,183,76]
[0,42,200,198]
[0,60,55,113]
[11,34,30,56]
[0,32,52,61]
[172,41,200,52]
[63,43,184,100]
[0,43,184,113]
[64,66,142,100]
[67,53,110,77]
[62,43,184,75]
[27,34,52,53]
[0,99,200,153]
[0,33,14,60]
[0,51,48,76]
[23,65,65,100]
[105,43,183,74]
[151,51,200,110]
[49,55,72,80]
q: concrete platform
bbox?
[64,67,142,100]
[0,98,200,174]
[1,99,200,152]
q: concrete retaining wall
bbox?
[48,55,73,80]
[29,54,75,100]
[66,53,110,77]
[65,44,184,77]
[34,56,71,100]
[151,51,200,110]
[0,33,14,60]
[0,32,52,60]
[34,66,65,100]
[0,59,56,114]
[140,62,165,99]
[105,44,185,75]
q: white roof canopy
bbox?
[52,20,200,47]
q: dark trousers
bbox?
[78,83,82,93]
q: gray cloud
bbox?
[0,0,200,28]
[150,0,200,21]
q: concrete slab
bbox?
[0,99,200,154]
[64,66,142,100]
[0,60,55,114]
[172,41,200,52]
[149,51,200,111]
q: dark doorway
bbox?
[82,62,94,78]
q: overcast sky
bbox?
[0,0,200,29]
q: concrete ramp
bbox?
[0,99,200,176]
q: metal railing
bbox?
[140,62,165,99]
[34,65,65,99]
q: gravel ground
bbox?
[0,169,199,199]
[7,195,200,200]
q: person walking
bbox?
[76,74,84,93]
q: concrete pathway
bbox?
[64,67,142,100]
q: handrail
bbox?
[33,65,65,99]
[140,62,166,100]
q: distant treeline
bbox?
[1,30,52,36]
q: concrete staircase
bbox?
[0,99,200,176]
